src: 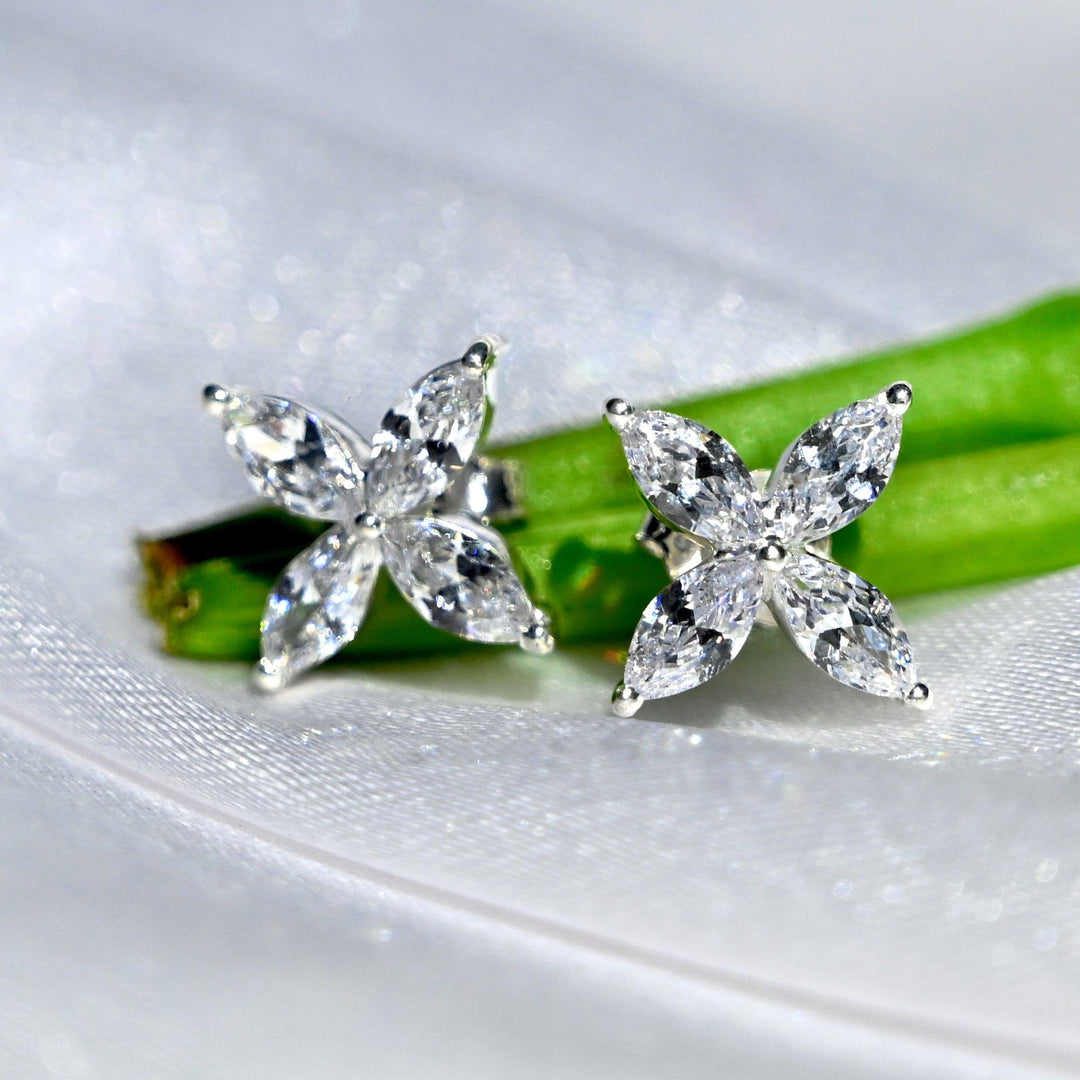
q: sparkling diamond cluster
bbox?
[608,384,929,715]
[204,340,551,689]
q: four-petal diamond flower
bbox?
[605,383,931,716]
[204,338,553,689]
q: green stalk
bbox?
[830,434,1080,596]
[511,293,1080,520]
[141,295,1080,662]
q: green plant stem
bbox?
[140,295,1080,662]
[511,293,1080,521]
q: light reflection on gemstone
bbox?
[222,392,368,519]
[207,344,556,684]
[381,514,533,643]
[772,552,918,698]
[766,393,902,542]
[625,554,763,699]
[366,360,488,518]
[614,387,924,709]
[261,527,382,683]
[618,410,762,551]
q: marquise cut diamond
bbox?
[626,555,763,699]
[222,393,367,519]
[772,553,918,698]
[366,360,488,518]
[381,515,533,643]
[260,528,382,683]
[767,395,901,542]
[618,410,762,550]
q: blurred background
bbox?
[0,1,1078,1078]
[511,0,1080,264]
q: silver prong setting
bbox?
[253,658,287,693]
[605,398,636,432]
[884,381,913,416]
[353,511,385,540]
[462,334,504,371]
[520,617,555,655]
[906,682,933,710]
[757,540,788,572]
[611,681,643,717]
[202,383,232,417]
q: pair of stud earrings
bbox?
[203,335,930,715]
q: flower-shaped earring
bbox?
[203,337,554,689]
[604,383,930,716]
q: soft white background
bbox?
[0,2,1078,1078]
[509,0,1080,264]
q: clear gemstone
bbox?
[765,392,902,542]
[381,514,533,643]
[619,410,761,550]
[625,554,763,700]
[260,528,381,682]
[772,553,918,698]
[222,393,368,519]
[365,360,488,518]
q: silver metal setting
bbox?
[885,380,914,415]
[756,540,788,572]
[462,333,504,371]
[201,383,232,418]
[610,383,928,714]
[204,336,554,689]
[907,682,934,709]
[604,397,635,432]
[635,512,712,578]
[611,681,643,717]
[352,511,385,540]
[438,456,524,524]
[520,618,556,656]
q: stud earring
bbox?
[203,336,554,690]
[604,384,930,716]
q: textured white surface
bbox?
[1,1,1079,1076]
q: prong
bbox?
[520,619,555,656]
[462,334,505,370]
[252,658,287,693]
[353,511,385,540]
[202,383,232,417]
[611,681,643,717]
[605,398,635,432]
[884,381,913,416]
[757,540,788,572]
[906,682,933,710]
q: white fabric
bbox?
[0,2,1078,1076]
